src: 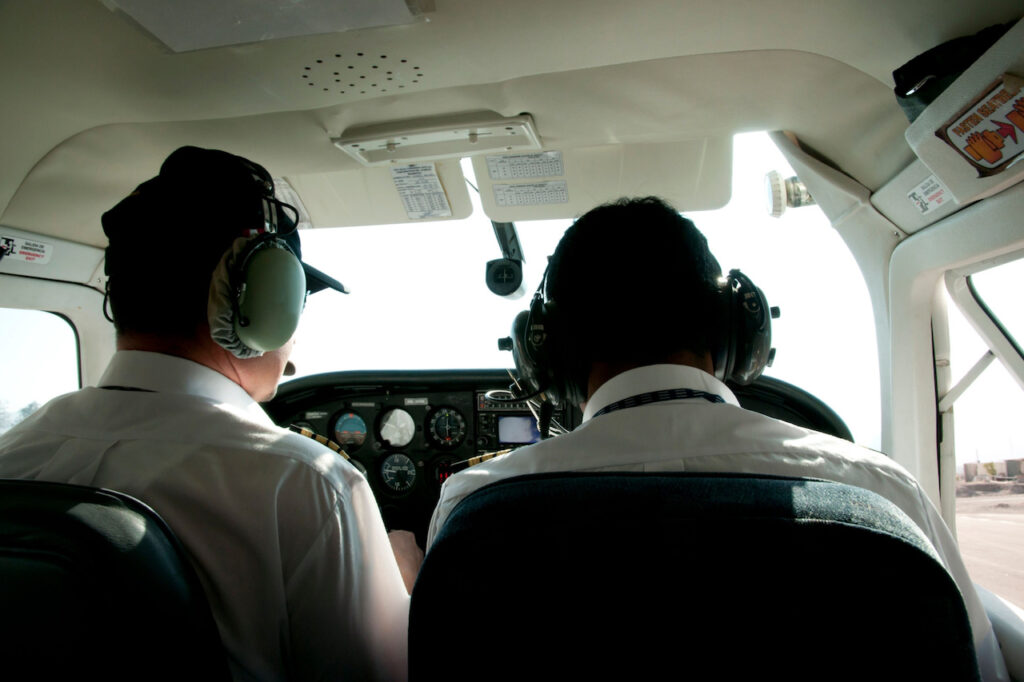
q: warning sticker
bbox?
[937,74,1024,177]
[907,175,952,215]
[390,164,453,220]
[493,181,569,207]
[0,235,51,265]
[486,151,564,179]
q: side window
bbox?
[0,308,80,435]
[969,260,1024,352]
[943,258,1024,609]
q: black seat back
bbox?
[0,480,230,680]
[410,473,979,681]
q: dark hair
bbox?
[106,251,224,337]
[545,196,723,375]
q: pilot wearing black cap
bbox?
[101,145,348,389]
[0,146,417,681]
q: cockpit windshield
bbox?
[291,132,882,447]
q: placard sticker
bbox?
[907,175,952,215]
[390,164,453,220]
[493,181,569,207]
[486,151,564,179]
[938,74,1024,177]
[0,235,51,264]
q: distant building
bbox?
[962,459,1024,481]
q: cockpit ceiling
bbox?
[2,0,1022,243]
[3,49,906,245]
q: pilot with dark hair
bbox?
[0,147,419,681]
[427,196,1006,682]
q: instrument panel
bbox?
[263,370,578,542]
[263,370,852,545]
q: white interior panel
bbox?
[871,159,963,234]
[0,226,106,287]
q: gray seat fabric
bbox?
[410,472,980,681]
[0,479,230,680]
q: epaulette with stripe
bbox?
[445,448,513,475]
[289,425,352,461]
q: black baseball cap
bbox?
[102,146,346,294]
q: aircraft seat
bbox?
[0,479,230,680]
[410,472,980,681]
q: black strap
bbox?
[99,386,155,393]
[592,388,724,419]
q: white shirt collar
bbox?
[98,350,264,416]
[582,364,740,422]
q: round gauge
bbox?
[332,411,367,451]
[379,408,416,448]
[380,453,417,492]
[428,407,466,449]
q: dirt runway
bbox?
[955,484,1024,609]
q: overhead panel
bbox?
[471,137,732,222]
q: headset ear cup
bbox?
[209,238,261,358]
[724,269,772,385]
[208,236,306,358]
[526,296,560,403]
[537,300,570,406]
[507,295,583,406]
[234,241,306,352]
[712,283,733,382]
[510,308,541,395]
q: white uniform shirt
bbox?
[428,364,1008,682]
[0,351,410,682]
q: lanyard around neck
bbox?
[99,385,155,392]
[592,387,724,419]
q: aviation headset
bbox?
[505,267,776,407]
[206,161,308,359]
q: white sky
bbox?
[945,262,1024,466]
[2,132,1023,467]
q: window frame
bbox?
[944,251,1024,394]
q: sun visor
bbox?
[281,158,473,226]
[904,18,1024,206]
[470,137,732,222]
